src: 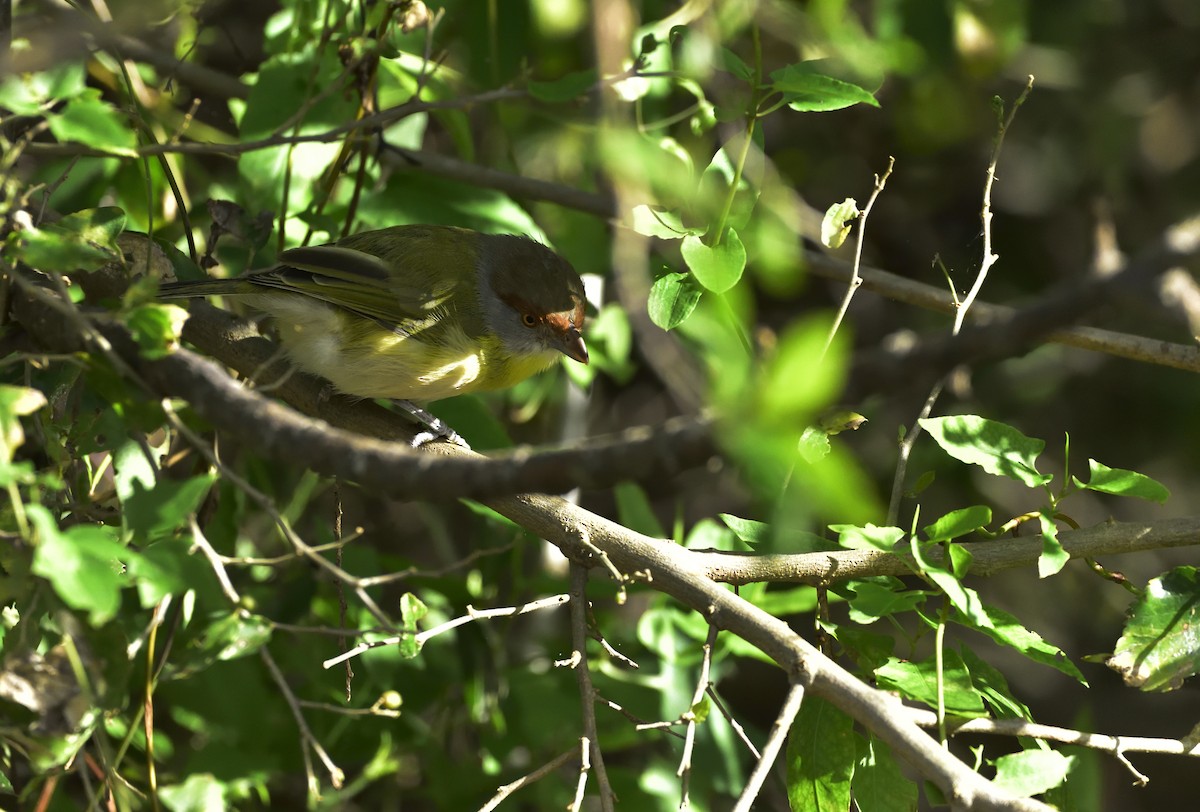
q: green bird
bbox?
[159,225,589,402]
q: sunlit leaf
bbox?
[769,65,880,111]
[0,385,48,462]
[847,580,926,623]
[48,90,138,155]
[648,272,704,330]
[920,415,1052,488]
[1075,459,1169,503]
[821,198,859,248]
[992,750,1073,798]
[1107,567,1200,691]
[29,506,132,626]
[923,506,991,542]
[831,524,905,552]
[1038,510,1068,578]
[681,228,746,293]
[874,650,987,717]
[631,205,700,239]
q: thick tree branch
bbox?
[695,517,1200,586]
[9,290,717,500]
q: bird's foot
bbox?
[393,400,470,449]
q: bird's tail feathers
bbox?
[158,278,253,299]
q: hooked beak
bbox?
[561,326,589,364]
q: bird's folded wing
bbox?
[258,244,460,328]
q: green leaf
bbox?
[752,586,819,616]
[923,506,992,542]
[0,385,48,462]
[919,415,1052,488]
[992,750,1073,798]
[400,592,429,628]
[758,316,847,426]
[614,482,666,538]
[854,735,918,812]
[769,65,880,111]
[0,63,87,114]
[847,580,926,623]
[159,773,228,811]
[905,469,936,498]
[815,410,867,436]
[720,48,754,81]
[910,541,990,627]
[55,207,128,248]
[821,198,859,248]
[1075,459,1169,503]
[830,625,896,672]
[786,696,855,812]
[123,475,216,542]
[831,524,905,552]
[965,604,1086,685]
[874,650,987,717]
[648,272,704,330]
[176,612,273,676]
[719,514,770,548]
[798,426,832,463]
[126,303,188,360]
[29,505,133,625]
[959,647,1032,720]
[631,205,700,239]
[681,228,746,293]
[528,68,599,102]
[683,517,739,550]
[1038,510,1069,578]
[8,224,119,273]
[1107,566,1200,691]
[131,537,209,606]
[47,90,138,155]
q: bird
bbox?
[158,225,589,403]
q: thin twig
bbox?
[678,624,719,809]
[824,156,896,354]
[907,707,1200,759]
[567,565,616,811]
[260,649,345,793]
[159,400,399,630]
[478,747,576,812]
[731,680,806,812]
[602,695,687,740]
[887,76,1035,525]
[322,594,570,669]
[570,737,591,812]
[706,687,760,759]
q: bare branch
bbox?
[732,680,804,812]
[567,566,615,811]
[478,747,576,812]
[825,156,896,353]
[697,516,1200,586]
[321,594,570,669]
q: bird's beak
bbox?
[561,326,589,364]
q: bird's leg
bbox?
[393,400,470,449]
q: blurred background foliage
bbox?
[2,0,1200,809]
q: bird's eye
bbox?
[521,314,538,327]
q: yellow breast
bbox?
[253,294,557,402]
